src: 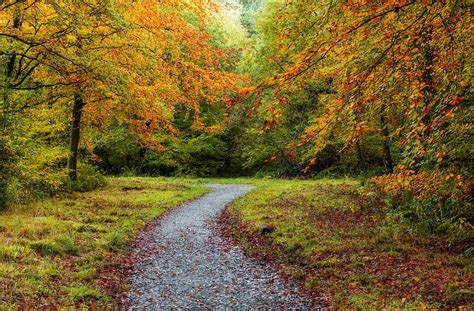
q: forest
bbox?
[0,0,473,309]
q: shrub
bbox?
[68,163,107,192]
[141,134,228,177]
[362,170,473,236]
[173,135,228,176]
[92,122,142,174]
[140,149,179,176]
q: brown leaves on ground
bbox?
[224,182,473,308]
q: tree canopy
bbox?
[1,0,472,232]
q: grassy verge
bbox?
[224,178,473,309]
[0,177,208,308]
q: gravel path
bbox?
[127,184,320,310]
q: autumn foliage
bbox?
[235,0,472,231]
[0,0,241,200]
[0,0,472,308]
[247,0,471,168]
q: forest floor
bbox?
[223,178,473,309]
[0,177,472,309]
[0,177,208,308]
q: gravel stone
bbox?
[127,184,321,310]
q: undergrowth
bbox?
[225,179,473,309]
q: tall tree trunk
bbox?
[421,26,435,136]
[380,103,394,174]
[1,2,23,209]
[2,2,22,127]
[353,105,364,172]
[67,93,85,181]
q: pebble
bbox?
[127,184,321,310]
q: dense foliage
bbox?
[229,0,473,234]
[1,1,472,308]
[0,0,240,206]
[1,1,472,230]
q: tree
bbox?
[1,0,241,185]
[244,0,472,173]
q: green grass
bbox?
[2,176,471,308]
[0,177,208,308]
[225,178,473,309]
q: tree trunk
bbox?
[380,103,394,174]
[67,93,85,181]
[355,141,363,172]
[2,2,22,126]
[353,104,364,172]
[421,26,435,136]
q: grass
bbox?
[0,177,208,308]
[2,176,472,308]
[224,178,473,309]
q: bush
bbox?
[68,163,107,192]
[173,135,228,176]
[141,134,228,177]
[0,144,69,206]
[362,170,473,236]
[92,122,142,174]
[140,149,179,176]
[0,179,7,211]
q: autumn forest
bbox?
[0,0,473,309]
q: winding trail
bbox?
[127,184,320,310]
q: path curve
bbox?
[127,184,320,309]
